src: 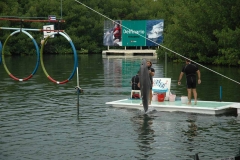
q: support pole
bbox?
[61,0,63,19]
[77,87,80,116]
[194,153,200,160]
[220,86,222,102]
[165,52,167,77]
[76,67,80,116]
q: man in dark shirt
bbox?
[131,71,140,90]
[131,71,140,98]
[178,59,201,105]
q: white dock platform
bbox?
[106,99,240,115]
[102,49,157,58]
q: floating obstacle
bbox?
[0,17,78,84]
[106,99,240,115]
[106,78,240,115]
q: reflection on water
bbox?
[185,115,198,141]
[0,55,239,160]
[132,113,156,159]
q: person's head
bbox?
[147,60,152,67]
[185,59,191,64]
[114,21,121,28]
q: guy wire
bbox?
[74,0,240,85]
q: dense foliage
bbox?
[0,0,239,66]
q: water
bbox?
[0,54,240,160]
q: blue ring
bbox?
[0,41,2,65]
[40,31,78,84]
[15,30,40,76]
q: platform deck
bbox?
[106,99,240,115]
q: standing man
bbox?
[178,59,201,105]
[147,60,155,105]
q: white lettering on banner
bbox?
[123,29,145,34]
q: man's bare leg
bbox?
[149,90,152,105]
[192,89,197,105]
[187,89,192,105]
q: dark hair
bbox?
[147,60,152,67]
[114,21,121,26]
[185,59,191,62]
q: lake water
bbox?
[0,54,240,160]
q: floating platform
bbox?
[106,99,240,115]
[102,49,157,58]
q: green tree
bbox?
[0,0,239,66]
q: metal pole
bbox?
[77,67,80,116]
[61,0,63,19]
[77,67,79,87]
[165,52,167,77]
[0,27,64,32]
[220,86,222,102]
[77,88,79,116]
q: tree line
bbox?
[0,0,239,66]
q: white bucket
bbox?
[169,94,176,102]
[152,93,158,101]
[181,96,188,103]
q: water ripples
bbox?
[0,55,240,160]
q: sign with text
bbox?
[122,20,146,46]
[153,78,171,99]
[103,19,164,47]
[43,25,54,38]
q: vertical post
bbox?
[77,87,79,116]
[61,0,63,19]
[165,52,167,77]
[194,153,200,160]
[220,86,222,102]
[0,41,2,65]
[77,67,80,116]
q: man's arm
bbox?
[196,70,201,84]
[178,72,184,85]
[149,68,155,77]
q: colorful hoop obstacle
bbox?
[40,31,78,84]
[1,27,78,84]
[0,18,78,85]
[2,30,40,81]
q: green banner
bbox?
[122,20,146,46]
[103,19,164,47]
